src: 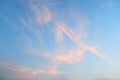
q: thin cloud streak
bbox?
[30,1,52,24]
[0,62,45,79]
[3,0,106,77]
[43,18,105,70]
[0,61,64,80]
[53,21,105,62]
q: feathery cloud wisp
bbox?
[0,61,64,80]
[30,2,52,24]
[4,0,106,77]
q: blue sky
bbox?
[0,0,120,80]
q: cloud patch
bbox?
[30,1,52,24]
[3,0,106,78]
[0,61,65,80]
[19,0,106,72]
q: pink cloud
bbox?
[41,18,105,70]
[33,69,46,75]
[0,61,64,79]
[47,69,60,75]
[0,62,44,79]
[8,0,106,76]
[22,12,105,72]
[54,21,105,58]
[52,50,85,64]
[47,63,67,75]
[30,2,52,24]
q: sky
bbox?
[0,0,120,80]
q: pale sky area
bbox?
[0,0,120,80]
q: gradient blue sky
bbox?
[0,0,120,80]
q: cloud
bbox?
[45,49,85,64]
[22,4,105,73]
[47,69,65,75]
[52,21,105,62]
[0,62,46,80]
[30,1,52,24]
[41,13,105,70]
[0,62,64,80]
[61,21,104,54]
[25,44,41,55]
[4,0,106,77]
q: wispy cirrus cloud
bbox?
[0,61,65,80]
[42,19,105,70]
[44,49,85,64]
[0,62,45,80]
[29,0,52,24]
[3,0,106,78]
[54,21,105,58]
[20,0,105,73]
